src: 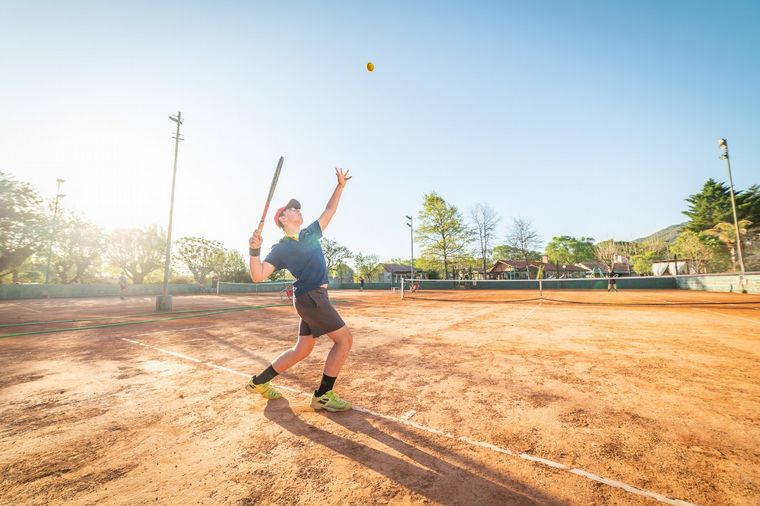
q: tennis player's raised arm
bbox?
[318,168,351,232]
[249,231,276,282]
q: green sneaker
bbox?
[310,390,351,412]
[246,378,283,400]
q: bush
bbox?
[169,275,195,284]
[426,270,441,279]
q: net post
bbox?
[216,280,221,296]
[539,277,543,298]
[400,277,405,300]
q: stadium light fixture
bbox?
[405,215,415,280]
[717,138,746,293]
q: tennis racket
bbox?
[255,156,284,236]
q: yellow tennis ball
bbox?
[366,62,374,72]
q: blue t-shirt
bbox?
[264,220,327,294]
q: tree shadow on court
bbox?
[263,400,565,505]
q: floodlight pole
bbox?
[718,138,746,293]
[157,112,183,311]
[44,179,65,286]
[406,216,414,280]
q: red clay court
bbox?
[1,286,759,504]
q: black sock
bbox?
[252,365,279,385]
[314,374,336,397]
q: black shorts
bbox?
[294,287,345,338]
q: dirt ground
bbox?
[1,288,759,505]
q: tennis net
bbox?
[217,281,294,298]
[400,273,760,306]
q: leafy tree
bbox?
[492,244,541,261]
[269,269,295,281]
[737,184,760,229]
[545,237,573,265]
[412,255,442,277]
[168,274,195,284]
[449,253,482,279]
[630,237,668,275]
[142,268,168,284]
[668,230,715,274]
[742,234,760,271]
[683,179,734,232]
[108,225,166,284]
[702,220,752,272]
[469,203,500,275]
[631,253,655,275]
[545,236,596,265]
[214,249,249,283]
[417,193,471,279]
[333,263,354,283]
[174,236,225,284]
[680,179,760,272]
[0,171,48,282]
[320,237,353,277]
[572,237,596,262]
[48,213,105,283]
[682,179,760,233]
[353,252,382,281]
[736,185,760,269]
[424,269,441,279]
[386,258,413,266]
[13,257,44,283]
[505,217,542,278]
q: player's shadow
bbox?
[263,400,564,505]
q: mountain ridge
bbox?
[633,222,687,244]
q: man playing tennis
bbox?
[608,272,618,293]
[246,168,353,412]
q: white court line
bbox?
[132,325,219,338]
[511,300,543,326]
[119,336,697,506]
[120,338,201,363]
[400,410,416,420]
[684,305,759,325]
[569,468,693,504]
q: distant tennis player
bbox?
[608,272,618,292]
[118,273,128,300]
[246,168,353,412]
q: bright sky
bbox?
[1,1,758,263]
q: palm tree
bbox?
[703,220,752,271]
